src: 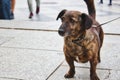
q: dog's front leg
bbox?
[64,54,75,78]
[90,58,100,80]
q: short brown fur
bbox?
[57,10,104,80]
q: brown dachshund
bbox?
[56,10,104,80]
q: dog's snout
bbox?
[58,28,65,36]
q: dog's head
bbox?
[57,9,93,37]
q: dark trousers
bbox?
[100,0,112,5]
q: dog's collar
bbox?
[72,33,91,58]
[72,33,85,47]
[72,33,89,55]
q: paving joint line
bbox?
[62,65,116,71]
[0,27,120,36]
[1,46,63,53]
[0,27,58,32]
[46,60,65,80]
[0,77,24,80]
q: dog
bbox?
[56,9,104,80]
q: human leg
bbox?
[11,0,15,13]
[35,0,40,14]
[100,0,103,4]
[27,0,33,18]
[11,0,15,19]
[109,0,112,5]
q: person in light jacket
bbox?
[27,0,40,19]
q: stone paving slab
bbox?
[106,70,120,80]
[1,31,63,51]
[0,36,13,46]
[0,47,64,80]
[48,65,110,80]
[0,78,15,80]
[0,20,60,30]
[0,29,22,38]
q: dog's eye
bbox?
[70,19,75,23]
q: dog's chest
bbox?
[64,38,82,54]
[65,42,91,63]
[65,42,93,63]
[64,34,95,63]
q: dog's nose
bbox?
[58,29,65,36]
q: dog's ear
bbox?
[80,13,93,30]
[56,9,67,20]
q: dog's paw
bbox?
[64,73,74,78]
[90,75,100,80]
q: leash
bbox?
[72,16,120,47]
[97,17,120,27]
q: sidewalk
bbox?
[0,0,120,80]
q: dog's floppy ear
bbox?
[80,13,93,30]
[56,9,67,20]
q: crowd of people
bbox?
[12,0,40,19]
[0,0,40,19]
[0,0,112,20]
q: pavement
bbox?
[0,0,120,80]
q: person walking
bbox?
[100,0,112,5]
[109,0,112,5]
[0,0,11,19]
[27,0,40,19]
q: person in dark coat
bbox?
[100,0,112,5]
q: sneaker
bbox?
[108,3,112,6]
[36,7,40,14]
[10,12,14,19]
[29,12,33,19]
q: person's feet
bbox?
[108,3,112,6]
[10,12,14,19]
[29,12,33,19]
[100,0,103,4]
[36,7,40,14]
[29,7,40,19]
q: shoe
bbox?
[10,12,14,19]
[29,12,33,19]
[36,7,40,14]
[100,1,103,4]
[108,3,112,6]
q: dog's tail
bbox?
[98,26,104,63]
[84,0,96,19]
[99,26,104,47]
